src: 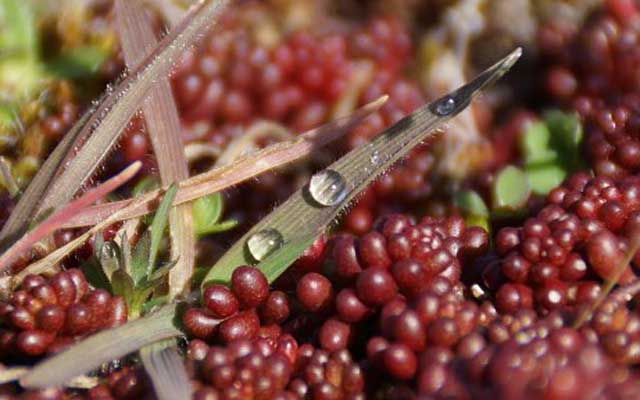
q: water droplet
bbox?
[100,241,118,259]
[247,229,284,261]
[433,96,456,116]
[308,169,348,207]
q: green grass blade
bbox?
[203,48,523,286]
[148,185,178,278]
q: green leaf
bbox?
[141,296,168,315]
[202,48,523,287]
[193,193,224,235]
[526,164,567,196]
[544,110,584,170]
[455,190,489,218]
[521,121,557,165]
[131,232,151,284]
[198,219,239,236]
[466,214,490,231]
[82,258,112,292]
[46,46,111,79]
[111,269,135,305]
[148,184,178,278]
[493,166,531,212]
[132,176,160,198]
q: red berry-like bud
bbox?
[218,310,260,343]
[296,272,333,312]
[203,284,240,318]
[231,266,269,309]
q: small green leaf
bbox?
[197,219,239,236]
[46,46,111,79]
[526,164,567,196]
[141,296,168,315]
[455,190,489,218]
[148,259,178,282]
[493,166,531,212]
[111,269,135,305]
[132,176,160,198]
[82,258,112,292]
[466,214,490,231]
[545,110,584,170]
[193,193,224,235]
[131,232,151,284]
[521,121,557,165]
[148,184,178,278]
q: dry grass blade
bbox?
[0,162,141,275]
[1,0,230,246]
[59,97,387,228]
[203,48,524,285]
[141,342,191,400]
[115,0,194,298]
[20,304,181,389]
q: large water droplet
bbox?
[433,96,456,116]
[308,169,348,206]
[247,229,284,261]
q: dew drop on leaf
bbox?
[308,169,348,207]
[433,96,456,116]
[247,228,284,261]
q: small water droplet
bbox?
[247,229,284,261]
[101,241,118,259]
[308,169,348,207]
[433,96,456,116]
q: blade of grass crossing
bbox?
[115,0,195,299]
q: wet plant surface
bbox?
[3,1,640,399]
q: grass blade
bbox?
[203,48,523,286]
[59,97,387,228]
[0,162,141,275]
[115,0,195,299]
[1,0,229,245]
[148,185,178,278]
[20,304,181,389]
[140,342,191,400]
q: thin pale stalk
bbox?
[0,162,141,275]
[20,304,181,389]
[140,341,191,400]
[1,0,230,245]
[60,97,387,228]
[116,0,194,298]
